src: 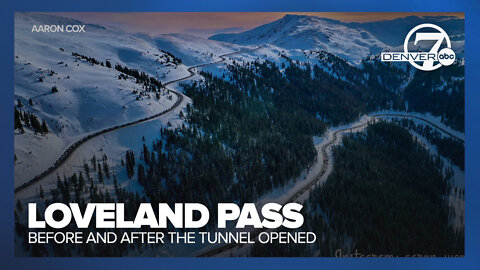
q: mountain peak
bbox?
[281,14,308,20]
[209,14,388,65]
[209,14,463,64]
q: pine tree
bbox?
[39,185,44,199]
[41,120,49,134]
[98,162,104,183]
[91,156,97,171]
[103,160,110,179]
[113,175,119,195]
[125,150,135,178]
[138,163,146,185]
[63,177,70,202]
[22,111,30,127]
[14,108,24,133]
[78,172,85,193]
[29,114,42,133]
[143,144,150,165]
[84,163,90,180]
[56,174,64,194]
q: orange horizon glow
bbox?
[45,12,464,38]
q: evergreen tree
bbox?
[84,163,90,180]
[14,108,24,133]
[143,144,150,165]
[98,162,104,183]
[91,156,97,171]
[104,161,110,179]
[125,150,135,178]
[39,185,44,199]
[41,120,49,134]
[78,172,85,193]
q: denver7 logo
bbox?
[382,23,456,71]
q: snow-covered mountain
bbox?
[347,15,464,47]
[210,14,388,65]
[14,12,465,189]
[210,14,464,65]
[14,13,244,185]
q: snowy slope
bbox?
[210,14,389,65]
[14,13,241,185]
[210,14,464,65]
[347,15,464,47]
[150,33,247,66]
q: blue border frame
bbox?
[1,1,479,269]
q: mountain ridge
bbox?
[209,14,464,64]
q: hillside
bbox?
[14,13,243,185]
[210,14,465,65]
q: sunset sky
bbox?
[55,12,464,38]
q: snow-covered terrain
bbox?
[14,13,465,257]
[378,115,465,231]
[347,15,464,47]
[14,13,248,186]
[201,112,465,257]
[210,14,465,65]
[210,14,388,65]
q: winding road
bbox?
[14,45,263,193]
[196,113,464,257]
[15,43,464,257]
[373,113,464,143]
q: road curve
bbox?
[195,117,372,257]
[196,113,464,257]
[373,113,464,143]
[14,45,263,193]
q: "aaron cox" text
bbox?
[31,24,86,33]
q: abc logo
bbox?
[437,48,456,66]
